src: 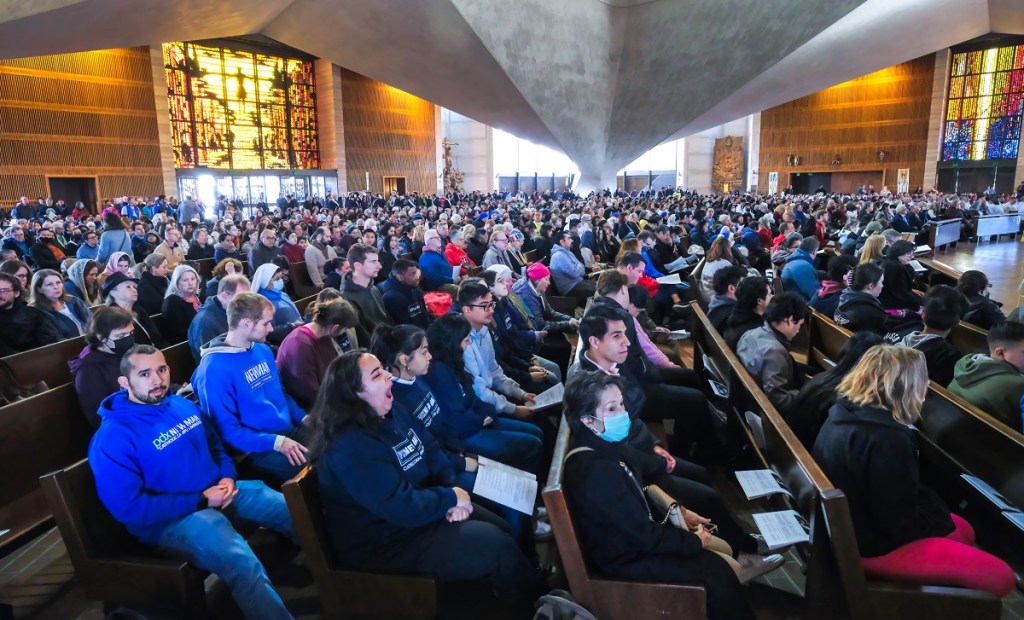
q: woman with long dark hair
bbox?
[420,314,544,475]
[371,323,540,553]
[310,351,542,612]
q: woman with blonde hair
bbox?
[858,234,886,265]
[812,345,1015,596]
[700,234,736,296]
[614,237,642,265]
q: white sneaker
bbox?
[736,553,785,584]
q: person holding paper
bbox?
[562,371,766,620]
[370,323,543,552]
[813,345,1015,597]
[310,351,544,612]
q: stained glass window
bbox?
[943,43,1024,161]
[163,42,320,170]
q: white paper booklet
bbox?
[472,456,537,515]
[752,510,810,549]
[735,469,791,500]
[527,382,564,410]
[908,259,927,274]
[452,265,462,281]
[961,474,1016,511]
[667,329,691,341]
[656,273,682,285]
[664,256,689,273]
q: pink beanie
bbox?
[527,262,550,281]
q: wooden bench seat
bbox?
[542,416,708,619]
[282,466,437,619]
[40,459,210,616]
[0,335,85,393]
[0,385,90,556]
[288,260,321,299]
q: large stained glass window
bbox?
[163,42,319,170]
[943,44,1024,161]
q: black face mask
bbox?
[109,334,135,357]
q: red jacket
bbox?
[638,273,659,296]
[444,243,475,276]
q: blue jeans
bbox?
[157,480,297,620]
[241,426,310,488]
[463,417,543,476]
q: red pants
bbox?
[861,514,1015,597]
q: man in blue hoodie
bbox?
[781,236,820,302]
[89,345,295,620]
[192,292,309,487]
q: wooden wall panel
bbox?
[758,55,935,194]
[340,68,437,195]
[0,47,164,208]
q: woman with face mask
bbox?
[562,371,782,620]
[70,306,136,429]
[251,263,302,327]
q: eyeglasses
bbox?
[0,289,14,294]
[467,302,497,310]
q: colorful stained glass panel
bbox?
[943,43,1024,161]
[163,42,320,170]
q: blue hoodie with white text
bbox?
[191,337,306,454]
[88,391,236,544]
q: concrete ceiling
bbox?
[0,0,1020,189]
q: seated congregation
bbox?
[2,187,1023,620]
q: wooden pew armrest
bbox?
[591,579,707,619]
[866,582,1001,620]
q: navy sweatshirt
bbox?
[89,392,236,544]
[318,402,460,564]
[421,362,495,443]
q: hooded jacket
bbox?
[809,280,845,318]
[342,275,393,345]
[418,248,454,291]
[723,306,764,351]
[88,391,236,544]
[191,338,306,454]
[834,289,892,336]
[948,354,1024,431]
[378,275,430,329]
[549,244,585,295]
[737,324,798,413]
[187,295,227,362]
[781,249,818,301]
[899,331,964,387]
[812,399,954,557]
[69,345,121,429]
[961,293,1005,331]
[317,402,459,564]
[706,294,736,334]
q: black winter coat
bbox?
[0,300,60,355]
[812,399,954,557]
[961,293,1005,331]
[834,289,922,341]
[136,272,169,316]
[878,258,923,311]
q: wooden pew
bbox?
[542,416,707,619]
[694,304,1003,619]
[524,249,538,263]
[294,294,318,318]
[288,260,320,299]
[0,335,85,392]
[807,309,1024,564]
[282,467,437,619]
[948,321,988,355]
[917,257,960,288]
[40,459,210,616]
[193,257,215,281]
[0,385,90,556]
[687,259,707,312]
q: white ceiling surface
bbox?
[0,0,1020,188]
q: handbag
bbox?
[0,358,49,407]
[645,483,686,530]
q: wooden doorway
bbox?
[47,176,98,212]
[382,176,406,195]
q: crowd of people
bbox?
[2,183,1024,618]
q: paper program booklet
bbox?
[472,456,538,515]
[752,510,810,550]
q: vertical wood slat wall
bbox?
[339,68,437,195]
[758,55,936,194]
[0,46,165,206]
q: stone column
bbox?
[314,60,347,193]
[922,49,950,192]
[148,46,178,197]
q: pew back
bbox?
[542,416,708,619]
[0,335,85,392]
